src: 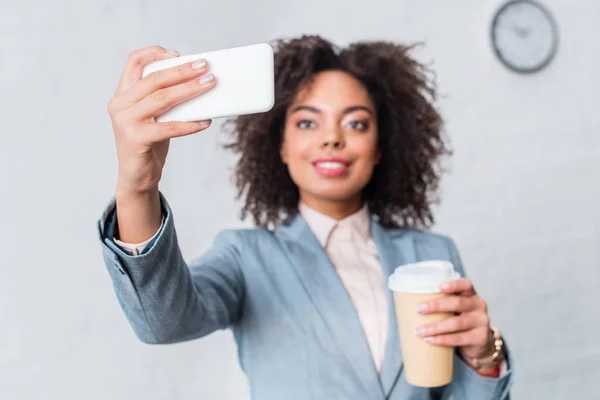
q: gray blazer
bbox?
[97,191,513,400]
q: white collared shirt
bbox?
[299,202,388,373]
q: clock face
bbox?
[491,0,559,73]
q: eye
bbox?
[297,119,315,129]
[349,120,369,131]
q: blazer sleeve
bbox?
[96,190,245,344]
[438,236,515,400]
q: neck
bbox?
[300,194,363,220]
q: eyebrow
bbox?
[290,105,374,116]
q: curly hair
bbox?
[222,35,452,230]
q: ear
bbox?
[374,151,381,165]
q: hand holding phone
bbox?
[142,43,275,123]
[107,43,274,197]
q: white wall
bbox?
[1,0,598,398]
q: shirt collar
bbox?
[298,202,371,247]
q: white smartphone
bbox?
[142,43,275,123]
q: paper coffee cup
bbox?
[388,260,461,387]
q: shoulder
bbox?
[386,226,453,245]
[384,226,458,259]
[211,226,277,249]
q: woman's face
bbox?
[280,70,380,211]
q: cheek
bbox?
[283,134,313,162]
[351,134,379,162]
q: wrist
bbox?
[113,185,162,243]
[458,349,501,377]
[115,182,159,201]
[460,326,505,372]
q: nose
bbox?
[320,129,345,150]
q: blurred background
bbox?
[1,0,599,398]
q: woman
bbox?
[98,35,513,399]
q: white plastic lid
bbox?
[387,260,461,294]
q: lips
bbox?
[312,157,351,177]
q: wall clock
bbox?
[491,0,559,73]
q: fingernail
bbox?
[415,327,426,336]
[416,304,428,313]
[424,337,435,344]
[441,282,451,290]
[199,73,215,84]
[191,59,207,70]
[166,49,180,57]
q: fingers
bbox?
[440,278,477,296]
[421,326,491,348]
[122,59,211,106]
[416,312,490,338]
[130,73,216,121]
[417,294,486,314]
[114,46,180,97]
[146,119,213,143]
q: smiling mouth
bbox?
[312,160,350,177]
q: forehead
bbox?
[290,70,374,111]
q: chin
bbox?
[303,181,366,203]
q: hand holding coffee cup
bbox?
[388,261,497,387]
[415,274,498,374]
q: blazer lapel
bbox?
[370,219,418,397]
[276,214,384,398]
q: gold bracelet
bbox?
[464,326,504,369]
